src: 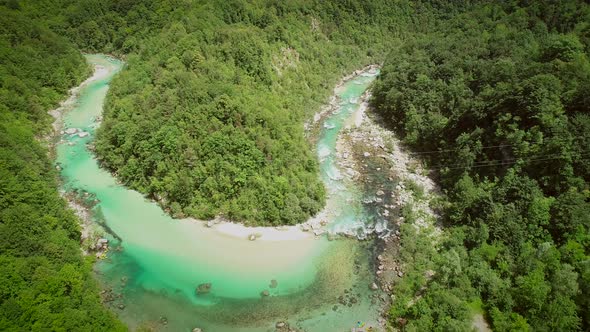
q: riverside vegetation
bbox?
[372,1,590,331]
[0,4,125,331]
[1,0,589,331]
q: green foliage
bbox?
[5,0,590,330]
[62,0,414,225]
[0,4,124,331]
[373,1,590,330]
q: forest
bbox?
[76,0,413,225]
[372,0,590,330]
[0,3,125,331]
[1,0,589,330]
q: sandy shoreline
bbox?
[186,65,381,242]
[48,56,119,253]
[192,219,314,241]
[48,64,109,133]
[51,57,384,245]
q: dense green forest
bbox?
[0,3,125,331]
[3,0,590,330]
[372,0,590,330]
[73,0,416,225]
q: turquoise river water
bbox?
[56,54,384,331]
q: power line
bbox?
[405,136,590,156]
[408,144,513,155]
[427,151,590,171]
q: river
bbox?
[56,54,385,331]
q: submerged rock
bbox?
[260,290,270,297]
[269,279,278,288]
[196,283,212,295]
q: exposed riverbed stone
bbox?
[196,283,212,295]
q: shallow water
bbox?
[57,55,383,331]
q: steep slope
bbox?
[372,1,590,330]
[0,4,125,331]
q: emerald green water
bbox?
[56,55,383,331]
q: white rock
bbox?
[65,128,78,135]
[78,132,89,138]
[313,229,325,236]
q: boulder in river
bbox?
[260,290,270,297]
[78,131,89,138]
[96,238,108,250]
[248,234,256,241]
[192,328,202,332]
[196,283,212,295]
[65,128,78,135]
[369,282,379,291]
[269,279,278,288]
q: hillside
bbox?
[0,4,124,330]
[372,1,590,330]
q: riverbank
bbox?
[47,58,114,252]
[53,54,387,331]
[185,64,382,243]
[333,91,443,327]
[48,64,109,134]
